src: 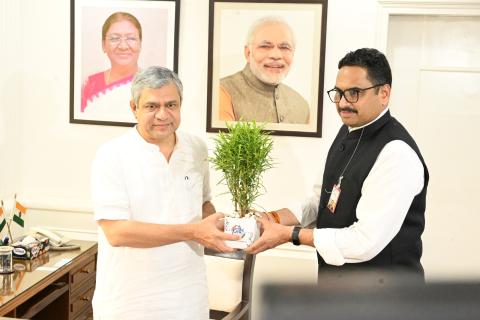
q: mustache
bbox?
[337,107,358,113]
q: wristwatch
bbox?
[291,226,301,246]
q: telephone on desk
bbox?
[29,227,80,251]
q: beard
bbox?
[249,58,290,85]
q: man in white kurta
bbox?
[91,67,237,320]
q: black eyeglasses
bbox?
[327,84,386,103]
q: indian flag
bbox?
[12,201,27,228]
[0,207,5,232]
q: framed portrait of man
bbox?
[206,0,328,137]
[69,0,180,126]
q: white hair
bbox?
[245,16,296,48]
[131,66,183,106]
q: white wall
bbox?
[0,0,478,296]
[0,1,22,198]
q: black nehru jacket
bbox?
[316,111,429,276]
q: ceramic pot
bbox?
[224,215,260,249]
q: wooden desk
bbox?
[0,241,97,320]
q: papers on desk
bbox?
[36,258,72,272]
[36,266,57,272]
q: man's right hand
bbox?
[193,213,240,253]
[244,214,293,254]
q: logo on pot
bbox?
[231,225,244,236]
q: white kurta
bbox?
[91,128,211,320]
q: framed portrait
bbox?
[206,0,328,137]
[69,0,180,126]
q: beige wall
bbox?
[0,1,479,300]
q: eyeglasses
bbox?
[106,35,139,47]
[327,84,386,103]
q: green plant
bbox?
[210,121,274,217]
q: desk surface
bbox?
[0,240,97,312]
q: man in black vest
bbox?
[245,48,429,278]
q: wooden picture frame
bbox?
[206,0,328,137]
[69,0,180,126]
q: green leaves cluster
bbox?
[210,121,274,217]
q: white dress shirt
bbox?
[291,109,424,266]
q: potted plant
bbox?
[210,121,274,249]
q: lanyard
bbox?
[326,128,365,193]
[325,128,364,214]
[337,128,364,187]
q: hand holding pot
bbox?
[244,216,293,254]
[193,213,240,253]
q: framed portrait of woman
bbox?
[69,0,180,126]
[206,0,328,137]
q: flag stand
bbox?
[0,194,27,245]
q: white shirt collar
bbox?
[131,126,183,151]
[348,107,389,133]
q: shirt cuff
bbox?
[289,201,303,225]
[313,228,345,266]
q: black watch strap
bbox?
[291,226,301,246]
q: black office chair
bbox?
[205,248,255,320]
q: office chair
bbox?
[205,248,255,320]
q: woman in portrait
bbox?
[81,12,142,122]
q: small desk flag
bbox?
[13,201,27,227]
[0,207,5,232]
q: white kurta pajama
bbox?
[91,128,211,320]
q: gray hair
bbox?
[245,16,296,48]
[131,66,183,106]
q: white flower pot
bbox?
[224,215,260,249]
